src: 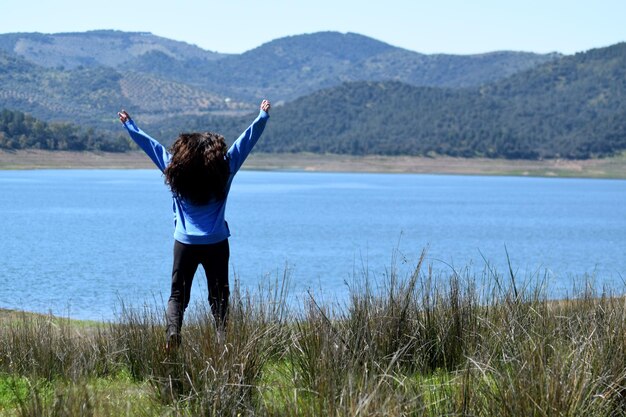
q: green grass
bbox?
[0,373,160,416]
[0,257,625,416]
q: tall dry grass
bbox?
[0,255,624,416]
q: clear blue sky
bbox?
[2,0,625,55]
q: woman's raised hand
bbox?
[260,100,271,113]
[117,110,131,123]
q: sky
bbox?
[1,0,625,55]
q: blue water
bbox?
[1,169,624,320]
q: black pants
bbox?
[166,239,230,340]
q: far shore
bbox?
[1,149,625,179]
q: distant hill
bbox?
[0,30,559,108]
[122,31,560,102]
[0,50,253,128]
[264,42,626,158]
[0,108,130,151]
[2,30,624,159]
[0,30,226,69]
[150,42,626,159]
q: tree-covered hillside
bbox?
[0,51,251,127]
[0,31,558,107]
[1,31,624,159]
[0,109,130,151]
[0,30,225,69]
[122,32,559,102]
[150,43,626,159]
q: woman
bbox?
[118,99,271,349]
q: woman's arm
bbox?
[118,110,170,172]
[227,100,271,174]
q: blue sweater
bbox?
[122,110,269,244]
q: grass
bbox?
[0,255,624,416]
[0,373,158,416]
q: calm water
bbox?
[1,169,624,320]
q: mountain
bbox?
[0,30,226,69]
[263,42,626,158]
[0,30,559,106]
[121,31,560,102]
[150,42,626,159]
[2,30,623,159]
[0,50,253,128]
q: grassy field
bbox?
[1,257,625,416]
[2,149,626,178]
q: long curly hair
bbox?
[164,132,230,205]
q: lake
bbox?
[1,169,624,320]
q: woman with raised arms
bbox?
[118,99,271,350]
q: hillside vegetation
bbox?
[152,42,626,159]
[0,31,557,119]
[0,30,225,69]
[121,31,560,102]
[0,108,130,151]
[0,51,251,129]
[1,31,624,159]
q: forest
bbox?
[0,109,131,152]
[152,42,626,159]
[2,40,626,159]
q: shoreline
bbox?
[1,149,625,178]
[4,294,625,324]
